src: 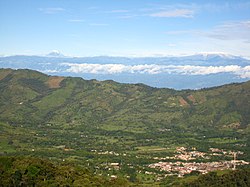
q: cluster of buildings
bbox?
[153,147,208,161]
[91,149,127,156]
[149,160,249,177]
[153,147,244,161]
[149,147,249,177]
[88,147,248,179]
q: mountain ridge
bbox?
[2,52,248,59]
[1,68,249,127]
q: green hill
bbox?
[0,68,249,185]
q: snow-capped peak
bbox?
[195,52,237,59]
[46,50,65,57]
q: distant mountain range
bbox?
[0,53,249,89]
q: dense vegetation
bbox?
[183,169,250,187]
[1,156,249,187]
[0,68,249,185]
[0,156,130,187]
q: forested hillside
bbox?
[0,68,249,185]
[1,68,249,131]
[0,156,130,187]
[183,169,250,187]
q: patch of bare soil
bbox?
[46,76,64,88]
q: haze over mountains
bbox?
[1,52,250,89]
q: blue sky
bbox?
[0,0,250,57]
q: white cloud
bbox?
[61,63,250,78]
[174,65,241,75]
[68,19,85,22]
[89,23,109,26]
[200,2,250,12]
[167,43,177,47]
[107,9,129,13]
[205,20,250,41]
[62,63,127,74]
[164,20,250,41]
[118,14,139,19]
[165,30,197,35]
[163,20,250,57]
[237,66,250,78]
[39,7,65,14]
[88,6,99,10]
[43,69,59,73]
[150,9,194,18]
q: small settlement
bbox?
[149,147,249,177]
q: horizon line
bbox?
[1,52,249,59]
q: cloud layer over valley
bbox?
[62,63,250,78]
